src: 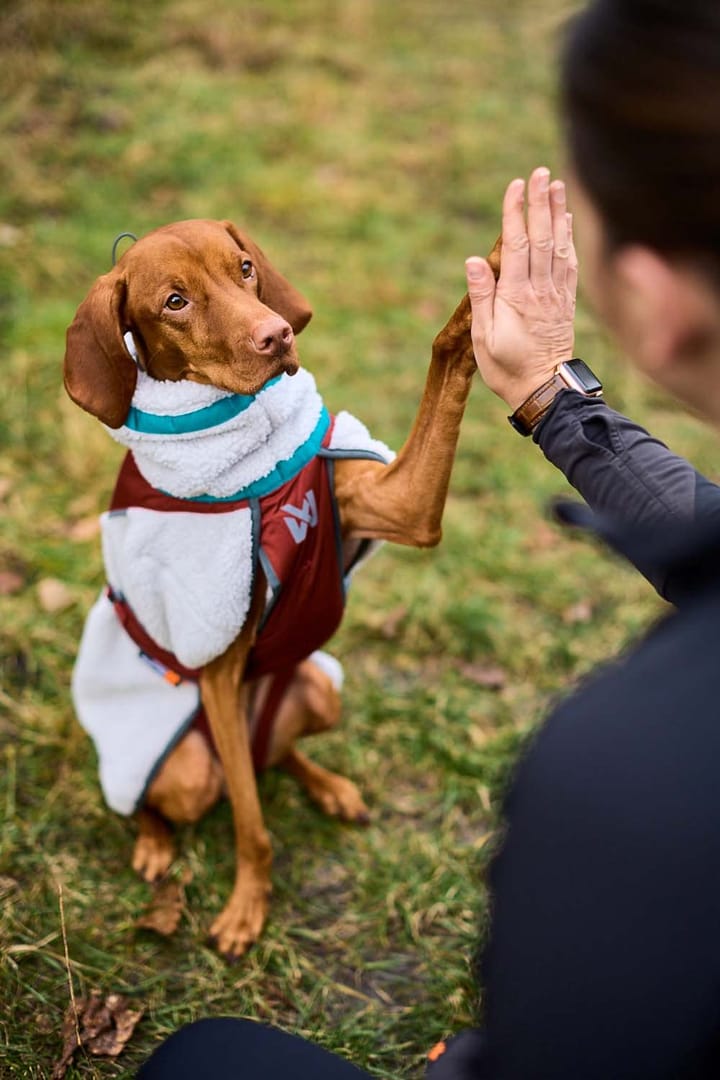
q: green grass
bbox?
[1,0,718,1076]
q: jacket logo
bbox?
[281,489,318,544]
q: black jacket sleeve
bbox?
[534,390,720,600]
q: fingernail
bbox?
[538,168,550,191]
[465,258,485,280]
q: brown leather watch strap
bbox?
[508,373,567,436]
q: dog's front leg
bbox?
[200,636,272,960]
[333,239,500,546]
[333,297,475,546]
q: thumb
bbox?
[464,257,495,334]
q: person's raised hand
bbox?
[465,167,578,411]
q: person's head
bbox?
[560,0,720,420]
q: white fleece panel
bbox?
[72,591,200,815]
[101,506,253,669]
[129,368,234,414]
[308,649,344,690]
[329,410,395,462]
[106,369,324,499]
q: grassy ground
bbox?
[2,1,719,1076]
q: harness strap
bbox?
[251,666,296,771]
[107,587,290,772]
[107,587,201,681]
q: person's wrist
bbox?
[496,372,560,412]
[507,359,603,436]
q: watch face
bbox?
[564,358,602,395]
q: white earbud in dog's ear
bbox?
[123,330,141,367]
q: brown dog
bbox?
[64,219,500,958]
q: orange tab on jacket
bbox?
[427,1040,447,1062]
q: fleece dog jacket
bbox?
[72,367,393,815]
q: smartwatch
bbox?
[508,358,603,436]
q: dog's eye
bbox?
[241,259,254,280]
[165,293,187,311]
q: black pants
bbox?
[136,1017,372,1079]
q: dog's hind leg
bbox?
[133,728,224,881]
[258,658,369,823]
[281,747,370,823]
[132,809,176,883]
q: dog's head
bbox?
[64,219,313,428]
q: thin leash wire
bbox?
[112,232,137,266]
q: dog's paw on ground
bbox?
[306,773,370,824]
[208,882,271,961]
[132,831,175,883]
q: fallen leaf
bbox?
[67,516,101,542]
[562,600,593,625]
[0,875,18,898]
[37,578,74,613]
[458,661,507,690]
[380,604,408,640]
[0,223,21,247]
[53,990,144,1078]
[87,994,143,1054]
[135,871,191,936]
[68,493,98,516]
[0,570,25,596]
[54,1014,80,1079]
[522,521,559,552]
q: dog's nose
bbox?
[251,316,294,356]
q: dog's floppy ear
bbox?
[223,221,313,334]
[64,272,137,429]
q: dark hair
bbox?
[560,0,720,275]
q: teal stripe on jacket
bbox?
[124,375,283,435]
[173,406,331,503]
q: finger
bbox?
[550,180,570,292]
[566,212,579,300]
[527,166,554,292]
[499,178,529,288]
[465,257,496,350]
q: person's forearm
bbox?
[534,389,720,599]
[535,390,696,520]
